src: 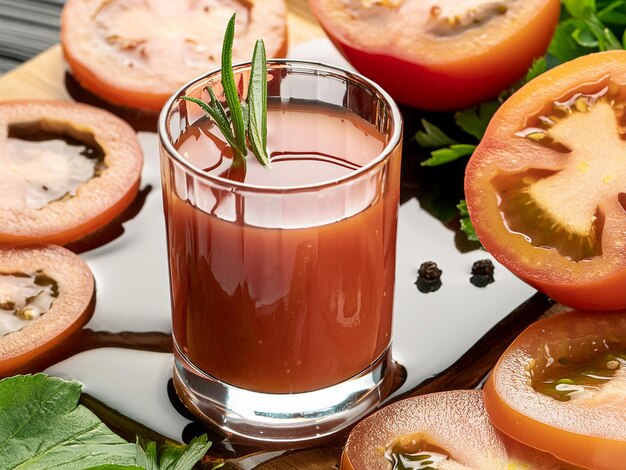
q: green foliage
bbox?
[182,13,269,167]
[0,374,137,470]
[457,201,479,242]
[0,374,211,470]
[550,0,625,62]
[421,144,476,167]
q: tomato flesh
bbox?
[0,245,94,377]
[0,100,143,246]
[341,390,580,469]
[465,51,626,310]
[484,309,626,470]
[61,0,288,111]
[309,0,560,110]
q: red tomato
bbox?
[484,309,626,469]
[341,390,581,469]
[0,246,94,377]
[309,0,560,111]
[61,0,288,111]
[465,51,626,310]
[0,100,143,246]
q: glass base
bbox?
[173,344,395,447]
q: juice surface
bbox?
[165,102,400,393]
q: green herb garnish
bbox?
[182,14,269,168]
[0,374,212,470]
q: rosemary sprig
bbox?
[181,13,269,168]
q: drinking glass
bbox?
[159,60,403,445]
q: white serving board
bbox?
[46,38,536,442]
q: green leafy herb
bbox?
[415,119,458,148]
[549,0,624,62]
[0,374,212,470]
[0,374,137,470]
[182,13,269,168]
[421,144,476,167]
[457,200,479,242]
[454,101,501,141]
[524,56,548,82]
[135,434,212,470]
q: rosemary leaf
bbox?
[221,14,247,157]
[180,96,242,158]
[247,39,270,167]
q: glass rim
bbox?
[158,59,403,194]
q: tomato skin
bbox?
[61,0,288,111]
[483,309,626,470]
[0,246,94,377]
[465,51,626,310]
[0,100,143,247]
[309,0,560,111]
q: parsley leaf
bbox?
[421,144,476,167]
[454,101,501,141]
[415,119,458,148]
[457,200,479,242]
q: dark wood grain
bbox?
[0,0,64,72]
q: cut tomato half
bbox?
[465,51,626,310]
[309,0,560,110]
[0,245,94,377]
[341,390,580,469]
[61,0,288,111]
[0,100,143,246]
[484,309,626,469]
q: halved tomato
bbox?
[484,309,626,469]
[0,245,94,377]
[465,51,626,310]
[0,100,143,246]
[309,0,560,111]
[341,389,581,469]
[61,0,288,111]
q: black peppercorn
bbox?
[416,261,443,293]
[471,259,495,276]
[418,261,443,281]
[470,259,495,287]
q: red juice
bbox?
[163,101,401,393]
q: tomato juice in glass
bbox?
[159,61,402,444]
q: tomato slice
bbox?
[341,389,581,469]
[0,100,143,246]
[61,0,288,111]
[484,309,626,469]
[0,245,94,377]
[309,0,560,111]
[465,51,626,310]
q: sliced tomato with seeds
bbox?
[61,0,288,111]
[0,100,143,246]
[309,0,560,110]
[465,51,626,310]
[341,389,581,469]
[0,245,94,377]
[484,309,626,470]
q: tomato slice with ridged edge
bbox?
[484,309,626,470]
[61,0,288,111]
[309,0,560,111]
[0,100,143,246]
[465,51,626,310]
[341,390,582,469]
[0,245,94,377]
